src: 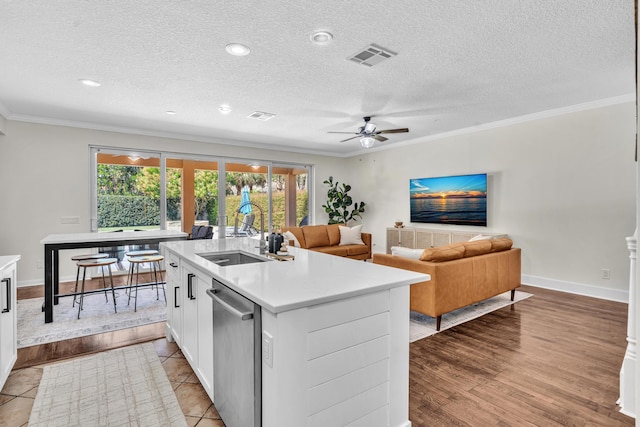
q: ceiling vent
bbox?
[247,111,276,121]
[348,44,397,67]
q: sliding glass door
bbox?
[91,146,313,239]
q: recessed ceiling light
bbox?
[166,110,176,115]
[79,79,101,87]
[225,43,250,56]
[218,105,232,114]
[311,31,333,44]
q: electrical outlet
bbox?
[601,269,610,280]
[36,259,43,269]
[262,331,274,368]
[60,216,80,224]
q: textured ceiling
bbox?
[0,0,635,156]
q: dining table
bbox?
[40,229,188,323]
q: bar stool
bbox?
[71,253,108,308]
[75,257,118,319]
[124,249,159,294]
[127,254,166,311]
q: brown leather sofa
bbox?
[281,224,371,260]
[373,238,521,330]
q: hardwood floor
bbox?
[409,285,634,426]
[2,280,635,426]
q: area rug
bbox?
[28,343,187,427]
[410,290,532,342]
[17,287,167,348]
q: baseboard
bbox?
[522,274,629,303]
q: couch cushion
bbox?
[345,244,369,256]
[282,230,301,248]
[327,224,342,246]
[282,227,306,248]
[391,246,423,259]
[302,225,331,248]
[420,243,465,262]
[339,225,365,245]
[491,237,513,252]
[463,240,492,257]
[312,245,349,256]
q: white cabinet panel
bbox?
[181,264,199,365]
[0,257,19,391]
[196,274,214,400]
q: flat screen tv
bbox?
[410,173,487,226]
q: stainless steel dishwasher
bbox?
[207,278,261,427]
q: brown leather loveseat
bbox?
[281,224,371,260]
[373,238,521,330]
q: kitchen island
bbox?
[161,237,428,427]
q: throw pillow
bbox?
[468,234,493,242]
[339,225,365,246]
[282,231,300,248]
[391,246,423,259]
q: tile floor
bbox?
[0,338,225,427]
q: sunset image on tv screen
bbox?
[410,173,487,226]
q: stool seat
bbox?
[71,253,108,261]
[125,249,159,257]
[127,255,166,311]
[76,257,119,268]
[74,257,117,319]
[128,255,164,264]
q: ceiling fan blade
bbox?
[340,136,361,143]
[328,131,360,134]
[377,128,409,134]
[372,135,388,142]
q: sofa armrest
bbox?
[373,253,435,277]
[361,232,372,258]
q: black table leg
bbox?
[44,245,53,323]
[53,249,59,305]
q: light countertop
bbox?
[0,255,21,271]
[40,229,187,244]
[161,238,429,314]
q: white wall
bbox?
[1,101,635,302]
[0,121,345,284]
[348,101,636,301]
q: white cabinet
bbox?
[0,256,19,391]
[163,249,182,345]
[196,273,214,399]
[181,263,199,365]
[164,252,214,402]
[386,227,496,253]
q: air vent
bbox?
[348,44,397,67]
[247,111,276,121]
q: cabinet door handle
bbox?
[169,262,178,268]
[174,286,180,308]
[1,278,10,313]
[187,273,196,300]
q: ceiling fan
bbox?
[329,116,409,148]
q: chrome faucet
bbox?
[234,201,267,254]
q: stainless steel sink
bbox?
[196,250,269,266]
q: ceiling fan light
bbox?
[360,137,375,148]
[363,122,376,133]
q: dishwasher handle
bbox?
[206,288,254,321]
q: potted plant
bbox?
[322,176,366,225]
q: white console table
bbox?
[385,226,504,253]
